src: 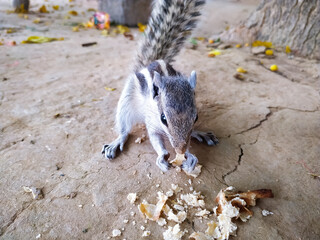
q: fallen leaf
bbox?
[265,49,273,56]
[138,22,147,32]
[39,5,49,13]
[270,64,278,71]
[68,10,78,16]
[252,40,272,48]
[237,67,247,73]
[52,5,60,10]
[33,18,41,23]
[285,45,291,54]
[104,87,116,91]
[72,26,79,32]
[21,36,64,44]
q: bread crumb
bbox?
[167,209,187,223]
[123,219,129,224]
[127,193,137,204]
[142,230,151,237]
[157,217,167,226]
[112,229,121,237]
[262,209,274,216]
[163,224,185,240]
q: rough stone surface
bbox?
[98,0,151,26]
[0,0,319,239]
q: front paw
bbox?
[181,152,198,173]
[156,154,171,172]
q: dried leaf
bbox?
[21,36,64,44]
[138,22,147,32]
[39,5,49,13]
[68,10,78,16]
[104,87,116,91]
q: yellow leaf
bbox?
[52,5,60,11]
[33,18,41,23]
[72,26,79,32]
[68,10,78,16]
[237,67,247,73]
[104,87,116,91]
[117,25,130,34]
[235,44,241,48]
[285,45,291,54]
[21,36,64,44]
[265,49,273,56]
[270,64,278,71]
[137,22,147,32]
[39,5,49,13]
[244,43,249,47]
[208,49,221,56]
[208,39,214,44]
[6,29,13,33]
[252,40,273,48]
[101,30,109,36]
[87,8,97,12]
[196,37,205,41]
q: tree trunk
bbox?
[220,0,320,59]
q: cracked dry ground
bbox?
[1,20,320,240]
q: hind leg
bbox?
[102,81,137,159]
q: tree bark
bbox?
[220,0,320,59]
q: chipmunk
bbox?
[102,0,218,172]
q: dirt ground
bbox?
[1,0,320,239]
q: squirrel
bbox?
[102,0,218,172]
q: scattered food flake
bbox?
[112,229,121,237]
[157,217,167,226]
[142,230,151,237]
[132,220,136,226]
[188,179,192,185]
[166,190,174,197]
[163,224,185,240]
[170,153,186,166]
[173,204,184,211]
[135,134,146,144]
[167,209,187,223]
[189,232,208,240]
[262,209,274,216]
[130,211,135,217]
[123,219,129,223]
[184,165,202,178]
[236,67,247,73]
[140,226,145,230]
[138,192,168,221]
[270,64,278,71]
[156,184,160,188]
[36,233,41,239]
[23,186,43,200]
[147,173,152,180]
[181,193,205,208]
[127,193,137,204]
[195,209,210,218]
[78,204,83,208]
[171,184,182,193]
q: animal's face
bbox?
[152,71,198,154]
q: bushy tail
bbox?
[134,0,205,71]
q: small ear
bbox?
[152,71,161,98]
[153,71,162,87]
[189,70,197,89]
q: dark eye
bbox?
[161,113,168,126]
[195,114,198,123]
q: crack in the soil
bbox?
[236,110,272,135]
[0,202,33,237]
[222,145,244,184]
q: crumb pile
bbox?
[117,185,273,239]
